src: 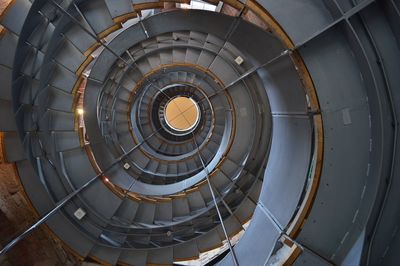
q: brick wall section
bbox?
[0,0,80,264]
[243,9,268,30]
[221,3,268,30]
[221,3,239,17]
[0,136,79,265]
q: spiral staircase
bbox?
[0,0,400,265]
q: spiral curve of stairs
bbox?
[0,0,400,265]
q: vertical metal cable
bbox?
[192,133,239,266]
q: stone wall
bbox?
[0,134,79,265]
[0,0,80,264]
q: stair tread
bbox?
[3,132,25,162]
[0,99,17,131]
[118,249,147,266]
[104,0,134,19]
[79,0,115,35]
[147,247,173,265]
[0,0,31,35]
[0,30,18,68]
[173,240,200,261]
[89,244,121,265]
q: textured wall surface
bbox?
[0,134,79,265]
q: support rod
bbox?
[191,133,239,266]
[0,131,158,256]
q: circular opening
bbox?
[164,96,200,132]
